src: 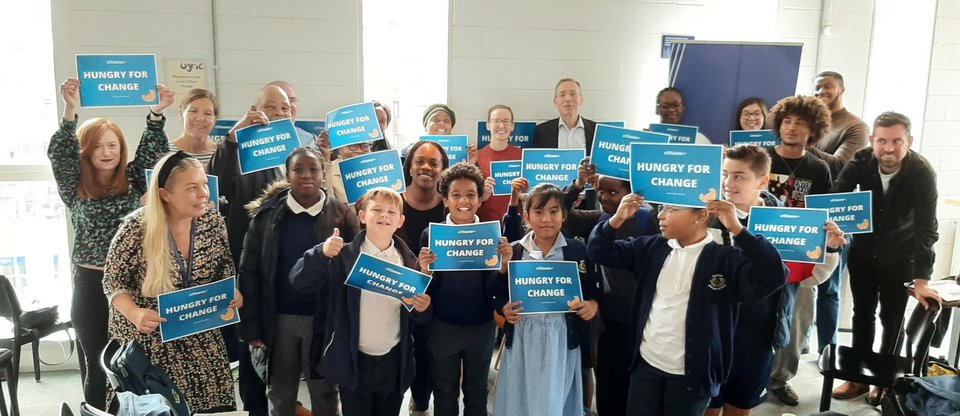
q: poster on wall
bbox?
[163,58,208,108]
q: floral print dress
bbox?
[103,208,237,412]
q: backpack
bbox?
[109,341,191,416]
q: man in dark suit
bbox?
[533,78,598,153]
[533,78,600,210]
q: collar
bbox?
[557,116,584,130]
[286,189,326,216]
[519,231,568,257]
[445,213,479,224]
[667,233,714,251]
[361,236,397,257]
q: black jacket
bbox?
[237,182,360,351]
[288,230,429,391]
[533,117,598,154]
[831,148,938,278]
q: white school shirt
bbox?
[286,189,326,216]
[358,238,403,356]
[639,233,714,375]
[557,117,586,150]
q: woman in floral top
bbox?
[47,78,172,410]
[104,151,242,412]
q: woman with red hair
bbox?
[47,77,172,410]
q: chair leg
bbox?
[6,361,17,416]
[0,367,8,416]
[819,374,833,412]
[30,339,39,382]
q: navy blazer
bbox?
[532,117,598,154]
[587,221,787,398]
[288,230,428,392]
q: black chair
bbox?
[59,402,75,416]
[817,302,942,411]
[0,348,18,416]
[78,403,111,416]
[0,275,76,383]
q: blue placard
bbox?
[235,118,299,175]
[649,123,699,144]
[210,119,236,144]
[157,276,239,343]
[729,130,780,148]
[421,135,469,165]
[325,102,384,150]
[805,191,873,235]
[591,124,670,181]
[146,169,219,210]
[344,252,432,311]
[521,148,584,189]
[490,160,522,196]
[337,149,406,204]
[477,121,536,149]
[597,121,625,128]
[508,261,583,315]
[748,206,829,264]
[76,54,159,108]
[295,120,326,137]
[428,221,502,271]
[629,143,722,207]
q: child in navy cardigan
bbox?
[587,195,787,416]
[416,163,511,416]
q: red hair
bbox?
[76,118,129,199]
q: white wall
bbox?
[50,0,363,145]
[447,0,875,141]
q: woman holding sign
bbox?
[735,97,769,131]
[476,104,523,224]
[104,152,242,412]
[49,77,172,410]
[495,183,600,416]
[169,88,220,168]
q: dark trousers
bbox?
[596,319,631,416]
[340,347,402,416]
[429,320,495,416]
[815,235,850,351]
[849,254,912,354]
[239,339,268,416]
[409,321,432,410]
[72,266,110,410]
[626,356,710,416]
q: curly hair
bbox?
[438,162,485,199]
[769,95,831,146]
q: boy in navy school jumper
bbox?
[238,148,360,416]
[288,187,432,416]
[587,194,788,416]
[704,145,843,416]
[416,163,512,416]
[494,183,601,416]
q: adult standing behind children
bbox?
[238,148,361,415]
[169,88,219,169]
[49,78,172,410]
[476,104,523,223]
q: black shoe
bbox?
[772,384,800,406]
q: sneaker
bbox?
[771,384,800,406]
[832,381,869,400]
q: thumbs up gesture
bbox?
[323,228,344,258]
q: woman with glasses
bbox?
[655,87,712,144]
[735,97,770,131]
[476,104,523,223]
[319,137,375,204]
[587,196,787,416]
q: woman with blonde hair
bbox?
[104,151,243,412]
[48,77,172,410]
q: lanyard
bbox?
[169,219,197,287]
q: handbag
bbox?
[109,340,191,416]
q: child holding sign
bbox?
[494,184,600,416]
[416,163,512,416]
[289,187,431,416]
[704,145,842,415]
[586,194,788,416]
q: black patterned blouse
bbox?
[104,207,237,411]
[47,115,169,267]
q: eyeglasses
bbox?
[346,142,372,152]
[490,119,513,126]
[657,103,683,111]
[657,205,693,217]
[741,111,763,118]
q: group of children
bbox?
[249,131,848,416]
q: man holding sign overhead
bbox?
[828,112,940,403]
